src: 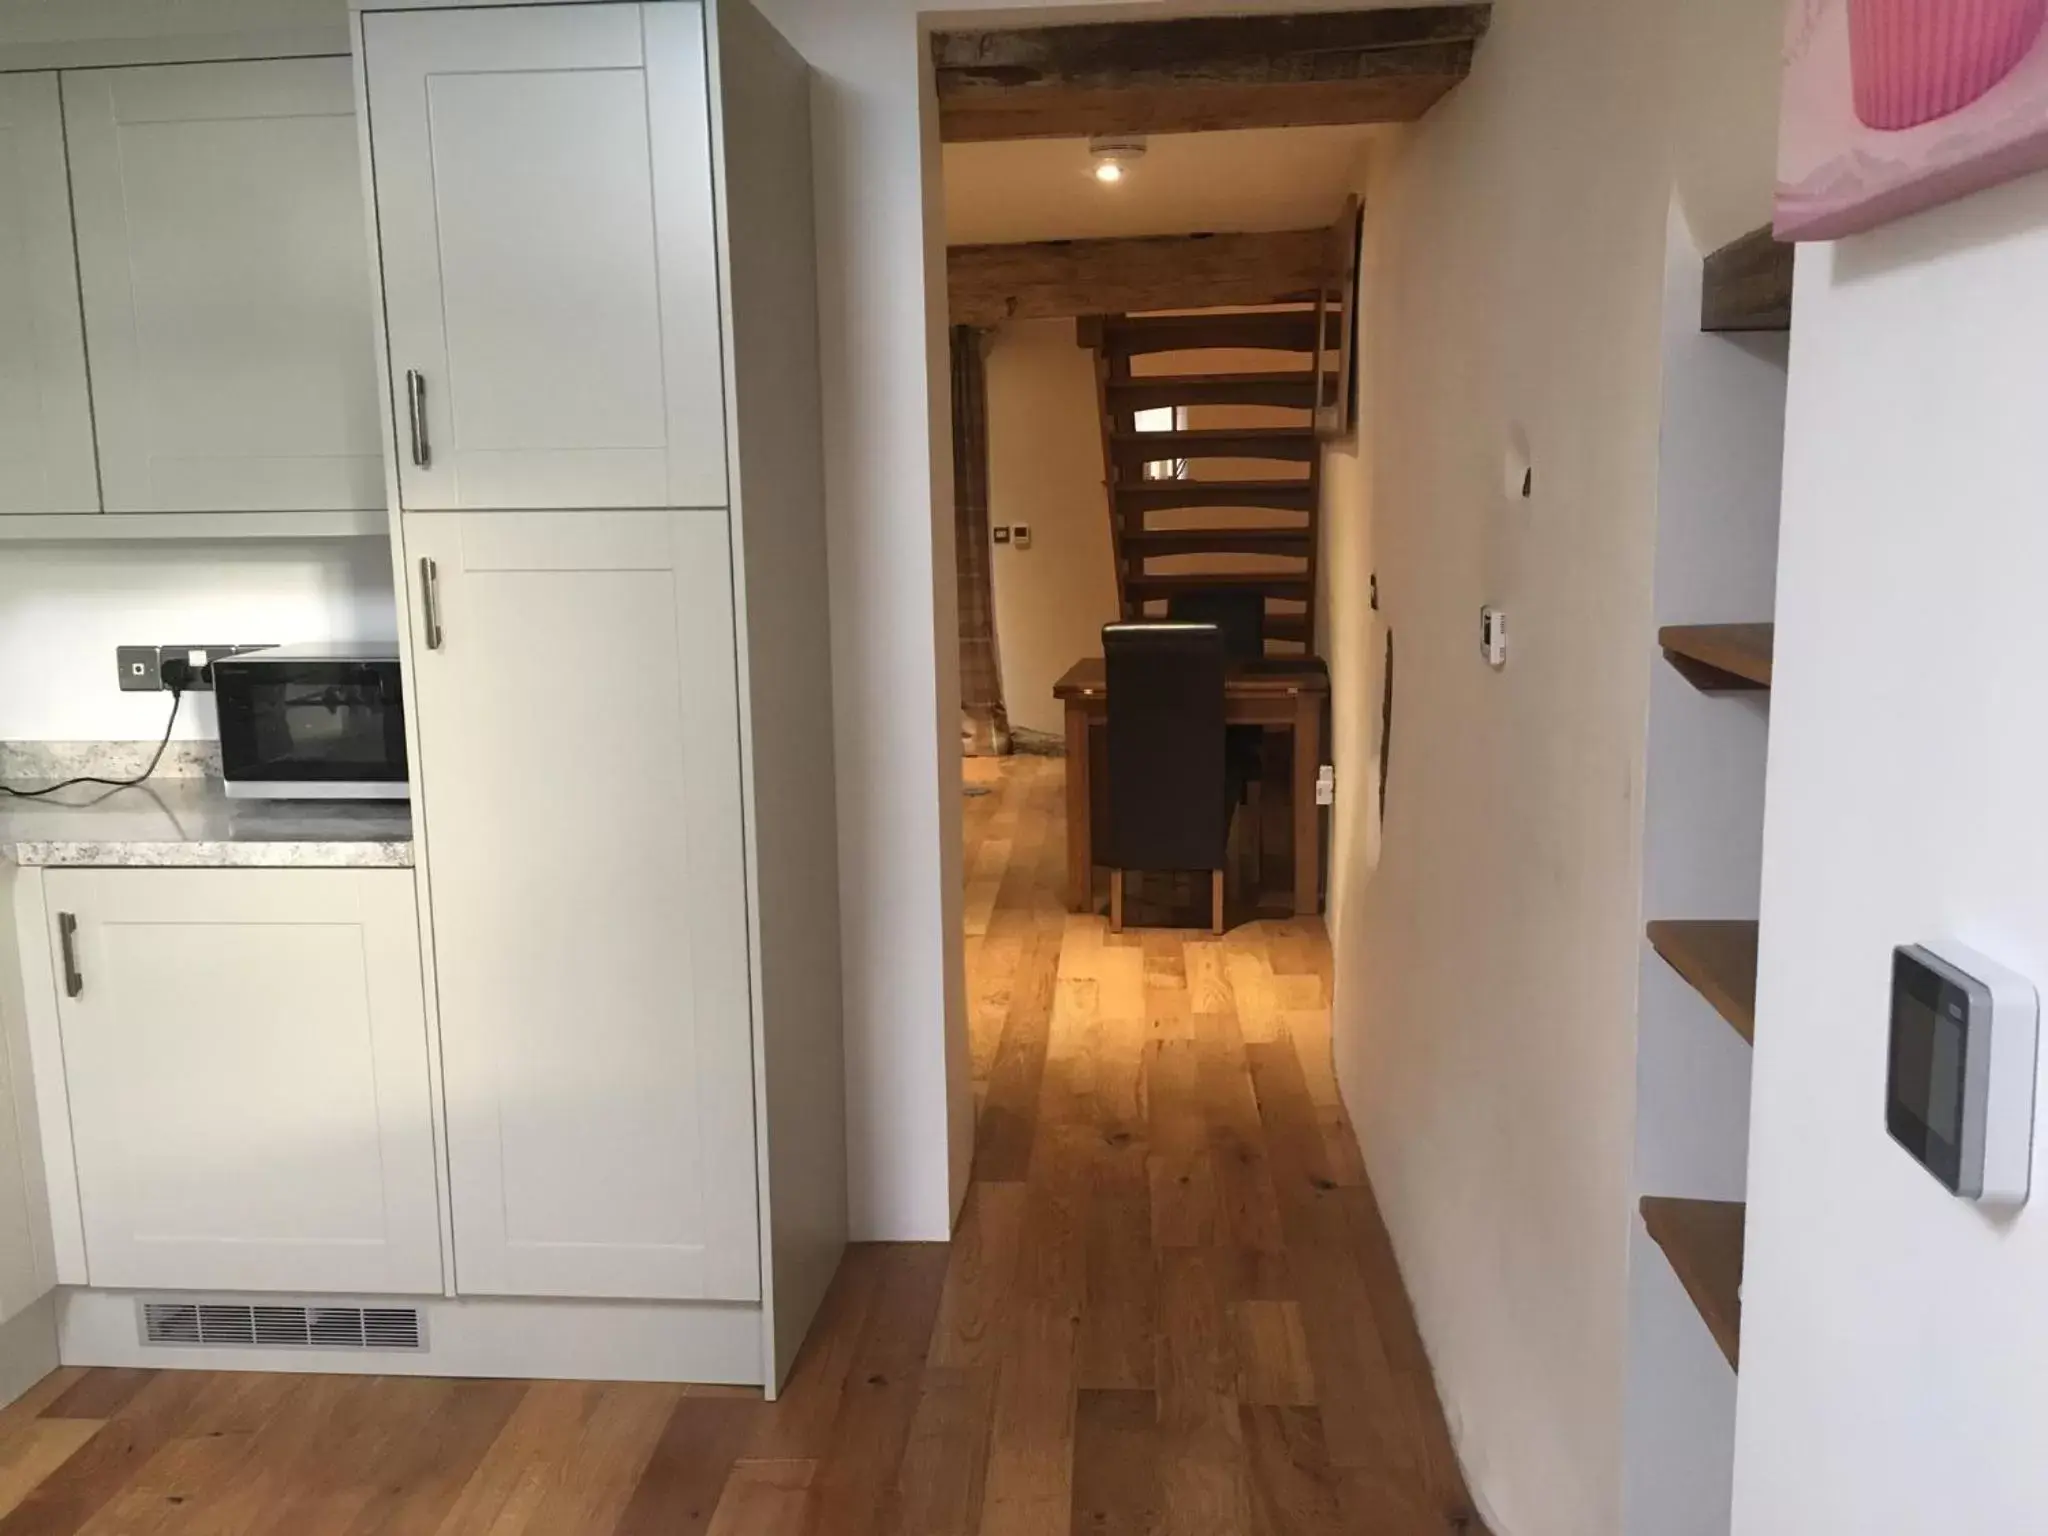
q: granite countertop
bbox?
[0,744,412,869]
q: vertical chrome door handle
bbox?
[418,558,444,651]
[57,912,82,999]
[405,369,431,468]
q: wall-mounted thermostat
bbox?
[1887,941,2039,1207]
[1480,606,1508,668]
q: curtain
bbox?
[953,324,1010,756]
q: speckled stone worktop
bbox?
[0,743,411,869]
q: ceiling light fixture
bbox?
[1089,135,1147,185]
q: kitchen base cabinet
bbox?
[46,868,443,1296]
[0,911,49,1325]
[404,510,760,1303]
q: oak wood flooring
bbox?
[0,756,1478,1534]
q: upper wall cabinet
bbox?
[64,58,384,514]
[0,74,97,516]
[363,3,729,511]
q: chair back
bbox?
[1101,622,1229,872]
[1166,588,1265,664]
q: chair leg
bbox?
[1211,869,1225,935]
[1110,868,1125,933]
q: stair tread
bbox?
[1106,372,1321,411]
[1109,370,1317,387]
[1124,526,1310,542]
[1118,477,1313,493]
[1111,426,1316,443]
[1103,311,1338,355]
[1126,571,1310,591]
[1118,481,1319,513]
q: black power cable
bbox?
[0,684,187,801]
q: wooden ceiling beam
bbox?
[948,228,1331,327]
[931,7,1491,142]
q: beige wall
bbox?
[984,320,1119,739]
[1317,0,1783,1530]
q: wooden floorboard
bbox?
[0,755,1480,1534]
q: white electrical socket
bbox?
[1480,606,1508,668]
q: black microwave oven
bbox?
[211,644,409,801]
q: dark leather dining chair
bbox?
[1101,621,1235,935]
[1167,588,1267,880]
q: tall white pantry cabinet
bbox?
[359,0,848,1386]
[0,0,842,1393]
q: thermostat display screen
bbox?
[1894,991,1963,1143]
[1886,941,2038,1207]
[1887,950,1974,1192]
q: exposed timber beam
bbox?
[948,228,1331,327]
[931,7,1492,142]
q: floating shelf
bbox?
[1701,226,1793,334]
[1660,623,1773,693]
[0,510,387,542]
[1647,919,1759,1045]
[1641,1196,1746,1370]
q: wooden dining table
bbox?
[1053,655,1331,917]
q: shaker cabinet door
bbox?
[0,74,97,516]
[364,3,728,511]
[49,868,443,1295]
[404,510,758,1301]
[62,58,384,514]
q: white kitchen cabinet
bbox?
[363,3,728,512]
[0,1023,48,1326]
[46,868,442,1295]
[403,509,759,1302]
[0,74,97,516]
[63,58,384,514]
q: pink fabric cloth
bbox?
[1850,0,2048,129]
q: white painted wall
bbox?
[983,320,1118,740]
[0,540,395,742]
[1318,0,1783,1529]
[749,0,1153,1239]
[1731,170,2048,1531]
[1328,8,1674,1517]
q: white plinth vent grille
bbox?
[139,1300,426,1352]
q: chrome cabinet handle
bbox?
[405,369,431,468]
[418,558,443,651]
[57,912,81,999]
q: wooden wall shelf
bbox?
[1647,919,1758,1045]
[1701,226,1792,334]
[1641,1196,1746,1369]
[1660,623,1773,692]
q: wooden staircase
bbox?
[1082,308,1340,654]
